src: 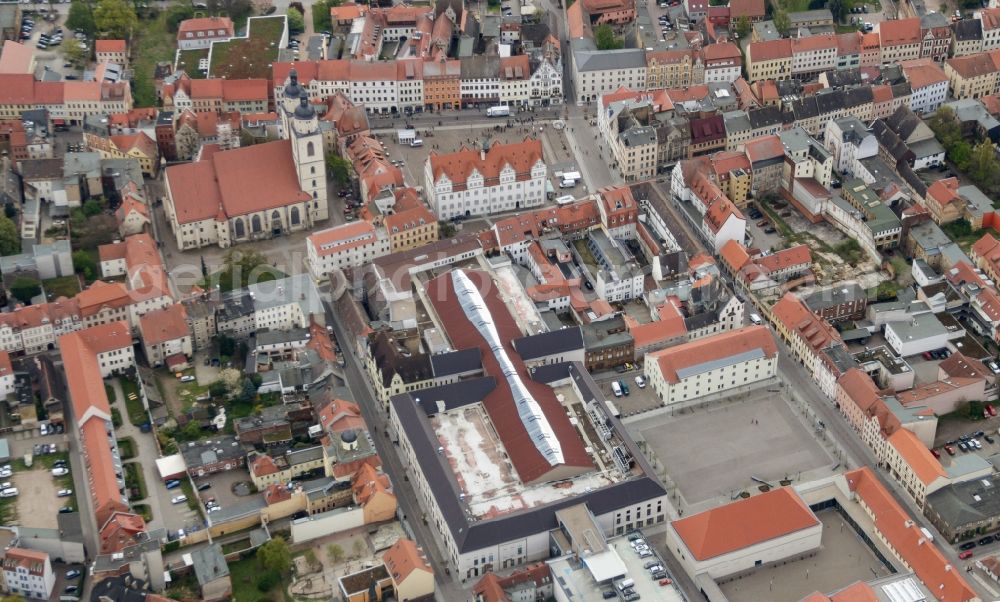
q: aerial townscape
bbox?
[3,0,1000,600]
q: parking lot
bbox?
[190,468,260,516]
[630,392,834,509]
[597,371,663,416]
[17,10,81,80]
[13,464,66,528]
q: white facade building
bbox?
[306,221,391,279]
[1,548,55,600]
[424,140,547,219]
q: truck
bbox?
[562,171,582,182]
[487,105,511,117]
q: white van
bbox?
[634,375,646,389]
[617,579,636,591]
[410,139,423,147]
[749,313,763,325]
[611,381,622,397]
[559,179,576,188]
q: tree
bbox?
[0,214,19,256]
[3,205,14,219]
[927,106,962,150]
[82,199,102,217]
[10,277,41,304]
[208,380,228,398]
[303,549,319,570]
[287,6,304,33]
[240,377,257,402]
[594,24,623,50]
[948,140,972,170]
[258,536,292,575]
[326,153,351,185]
[94,0,138,40]
[164,2,194,32]
[62,38,90,68]
[352,538,365,557]
[326,544,345,564]
[773,9,790,34]
[218,334,236,357]
[207,0,253,23]
[67,0,97,36]
[311,0,342,31]
[72,250,97,281]
[181,419,202,441]
[219,368,242,394]
[829,0,853,23]
[967,139,999,192]
[735,15,751,39]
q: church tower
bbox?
[281,69,328,223]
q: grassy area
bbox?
[17,451,69,471]
[201,264,285,294]
[43,275,81,299]
[111,407,123,429]
[124,462,147,502]
[0,497,17,524]
[176,378,210,410]
[133,503,153,522]
[131,11,178,107]
[118,437,136,460]
[176,48,209,78]
[179,478,202,515]
[228,554,288,601]
[210,15,285,79]
[833,239,865,265]
[105,384,117,403]
[120,377,147,426]
[222,538,251,555]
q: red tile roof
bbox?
[650,325,776,384]
[626,306,687,349]
[177,16,234,36]
[308,221,379,257]
[888,429,947,486]
[900,59,948,89]
[772,293,842,353]
[382,538,432,584]
[729,0,764,18]
[748,38,791,62]
[95,39,126,53]
[791,33,838,53]
[744,134,784,163]
[720,239,751,272]
[139,304,189,346]
[926,177,960,206]
[165,140,310,224]
[672,487,819,561]
[0,41,34,74]
[845,467,977,602]
[426,269,593,484]
[878,17,921,46]
[428,139,543,188]
[755,245,812,274]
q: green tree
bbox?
[181,419,202,441]
[287,6,304,33]
[439,221,456,238]
[311,0,342,31]
[773,9,790,34]
[72,250,97,281]
[164,2,194,32]
[735,15,751,39]
[3,205,14,219]
[218,334,236,357]
[258,536,292,575]
[352,538,365,557]
[256,570,280,592]
[0,214,18,256]
[594,24,623,50]
[326,153,352,185]
[82,199,102,216]
[948,140,972,169]
[208,380,228,398]
[67,0,97,36]
[829,0,853,23]
[968,139,999,191]
[326,544,345,564]
[240,377,257,402]
[62,39,90,68]
[10,277,41,304]
[927,106,962,150]
[94,0,138,39]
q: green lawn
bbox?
[132,11,178,107]
[118,437,136,460]
[227,555,289,601]
[176,48,209,78]
[43,275,81,299]
[209,15,285,79]
[120,377,148,426]
[124,462,147,502]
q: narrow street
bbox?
[322,293,466,602]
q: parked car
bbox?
[0,488,18,498]
[197,483,211,491]
[960,541,977,550]
[930,448,940,458]
[165,479,181,489]
[959,550,974,560]
[979,536,994,546]
[66,570,80,579]
[634,375,646,389]
[945,445,956,455]
[51,467,68,477]
[57,489,73,497]
[59,506,74,513]
[988,404,997,417]
[171,495,187,504]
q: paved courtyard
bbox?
[720,510,893,602]
[632,393,834,507]
[14,467,62,528]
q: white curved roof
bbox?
[451,269,564,466]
